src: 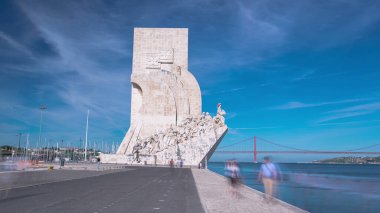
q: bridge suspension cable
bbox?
[217,137,253,150]
[255,136,314,152]
[216,135,380,157]
[345,143,380,152]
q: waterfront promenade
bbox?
[0,166,305,213]
[193,169,306,213]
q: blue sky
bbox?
[1,0,380,162]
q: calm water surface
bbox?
[208,162,380,213]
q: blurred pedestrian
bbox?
[225,160,233,190]
[59,157,65,169]
[231,160,240,181]
[97,156,101,170]
[258,156,278,201]
[226,160,241,198]
[224,160,232,179]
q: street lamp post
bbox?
[61,139,64,159]
[84,109,90,161]
[38,105,47,152]
[16,133,22,157]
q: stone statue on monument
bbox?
[214,103,226,127]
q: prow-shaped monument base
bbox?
[101,112,227,166]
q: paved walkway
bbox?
[1,167,308,213]
[0,167,203,213]
[192,169,308,213]
[0,169,130,190]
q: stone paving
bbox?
[192,168,308,213]
[0,166,308,213]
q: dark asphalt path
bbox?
[0,169,128,190]
[0,167,204,213]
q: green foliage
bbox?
[0,145,15,150]
[316,156,380,164]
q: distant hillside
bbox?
[314,156,380,164]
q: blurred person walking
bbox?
[97,156,101,170]
[258,156,278,201]
[224,160,232,179]
[225,160,233,193]
[225,160,241,198]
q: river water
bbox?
[208,162,380,213]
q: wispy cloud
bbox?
[0,1,133,144]
[0,31,32,56]
[203,87,245,96]
[225,112,238,120]
[315,119,380,127]
[317,102,380,123]
[230,126,280,130]
[271,98,377,110]
[291,69,315,82]
[1,0,380,150]
[328,102,380,114]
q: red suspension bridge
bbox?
[215,136,380,162]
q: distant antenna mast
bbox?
[84,109,90,161]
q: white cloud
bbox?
[315,119,380,127]
[318,102,380,123]
[203,87,245,96]
[0,32,32,56]
[230,126,280,130]
[0,1,134,145]
[328,102,380,114]
[2,0,380,148]
[272,98,377,110]
[291,69,315,81]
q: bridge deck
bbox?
[216,151,380,154]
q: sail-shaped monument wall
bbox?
[100,28,227,166]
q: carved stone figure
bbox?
[214,103,226,127]
[122,110,227,165]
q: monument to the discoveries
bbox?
[100,28,227,166]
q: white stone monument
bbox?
[100,28,227,166]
